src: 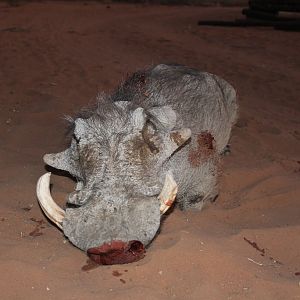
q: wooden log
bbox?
[198,20,247,27]
[235,18,276,26]
[250,0,300,4]
[248,1,278,13]
[198,19,275,27]
[198,19,300,31]
[274,20,300,31]
[249,0,300,12]
[242,8,279,20]
[242,8,299,22]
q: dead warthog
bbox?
[37,64,238,264]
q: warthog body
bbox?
[39,64,238,264]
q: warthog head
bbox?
[37,99,191,264]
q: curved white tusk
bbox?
[159,172,178,215]
[36,172,65,230]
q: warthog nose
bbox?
[87,240,145,265]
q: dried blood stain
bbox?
[188,132,215,167]
[81,259,100,272]
[244,237,265,256]
[112,270,122,277]
[244,237,283,265]
[87,240,145,265]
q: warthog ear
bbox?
[146,106,177,131]
[74,118,88,139]
[43,138,82,178]
[131,107,146,130]
[114,101,130,110]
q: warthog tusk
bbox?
[36,172,65,229]
[159,172,178,215]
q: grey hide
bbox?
[43,64,238,251]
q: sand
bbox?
[0,2,299,299]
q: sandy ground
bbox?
[0,2,300,299]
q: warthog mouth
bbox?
[87,240,145,265]
[36,172,178,229]
[36,172,178,264]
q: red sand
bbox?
[0,2,299,299]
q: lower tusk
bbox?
[158,172,178,215]
[36,172,65,230]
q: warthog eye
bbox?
[141,121,159,154]
[73,133,81,144]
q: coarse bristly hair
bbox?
[43,64,238,252]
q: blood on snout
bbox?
[87,240,145,265]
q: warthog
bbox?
[37,64,238,264]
